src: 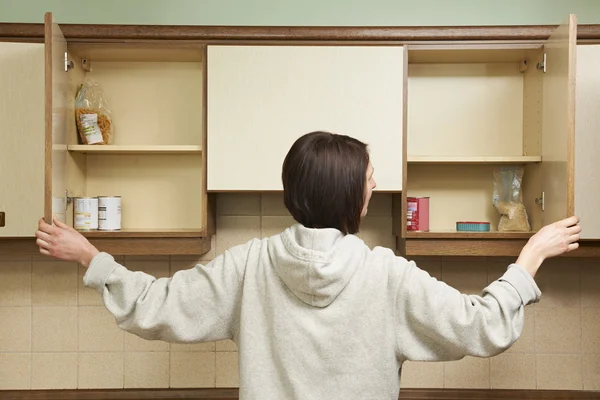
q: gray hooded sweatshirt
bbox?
[83,223,541,399]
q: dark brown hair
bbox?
[282,131,369,235]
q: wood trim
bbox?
[2,23,600,42]
[403,237,600,257]
[43,13,52,223]
[566,15,577,217]
[0,236,212,256]
[0,388,598,400]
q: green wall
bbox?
[0,0,600,26]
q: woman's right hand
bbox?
[517,216,581,278]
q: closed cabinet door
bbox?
[0,42,45,237]
[206,45,406,191]
[573,43,600,239]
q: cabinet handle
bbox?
[0,212,4,227]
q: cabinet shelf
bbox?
[407,156,541,164]
[406,231,534,239]
[67,145,202,155]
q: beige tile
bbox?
[490,353,536,389]
[124,352,169,388]
[216,352,239,388]
[581,263,600,308]
[441,261,488,295]
[217,193,261,216]
[535,307,581,353]
[216,340,238,352]
[0,353,31,389]
[535,261,580,308]
[0,260,31,306]
[0,255,32,262]
[215,216,261,255]
[584,353,600,390]
[78,264,103,306]
[31,353,77,389]
[32,307,78,352]
[400,361,444,388]
[32,261,78,306]
[443,357,490,388]
[122,260,169,278]
[79,307,124,352]
[506,308,535,354]
[261,216,295,238]
[364,193,392,216]
[171,341,216,352]
[170,351,215,388]
[412,259,442,281]
[125,331,169,352]
[536,354,583,390]
[487,260,512,284]
[356,216,395,250]
[582,308,600,353]
[78,352,123,389]
[261,193,289,216]
[0,307,31,352]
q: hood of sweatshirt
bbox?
[267,223,367,308]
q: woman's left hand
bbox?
[36,216,99,267]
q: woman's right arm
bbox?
[394,216,580,362]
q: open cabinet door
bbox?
[540,15,576,227]
[44,12,69,224]
[0,43,45,237]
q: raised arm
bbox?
[394,216,580,362]
[83,244,249,343]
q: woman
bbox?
[36,131,580,400]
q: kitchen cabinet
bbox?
[206,45,406,192]
[401,15,600,256]
[1,13,599,257]
[0,13,214,255]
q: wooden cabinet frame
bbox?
[1,15,600,256]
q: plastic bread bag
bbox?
[492,166,531,232]
[74,78,114,145]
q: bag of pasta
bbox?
[74,78,113,145]
[492,166,531,232]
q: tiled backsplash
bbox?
[0,193,598,390]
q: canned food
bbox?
[407,197,429,232]
[73,197,98,231]
[98,196,121,231]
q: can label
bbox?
[98,196,121,231]
[407,197,430,232]
[74,197,98,231]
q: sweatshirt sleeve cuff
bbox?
[82,252,120,295]
[499,263,542,306]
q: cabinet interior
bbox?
[405,45,544,236]
[64,44,205,232]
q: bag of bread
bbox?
[74,78,113,145]
[492,166,531,232]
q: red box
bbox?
[406,197,430,231]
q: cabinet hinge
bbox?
[64,52,74,72]
[536,53,547,73]
[535,191,545,211]
[65,190,72,210]
[81,58,91,72]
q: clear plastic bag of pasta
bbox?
[74,78,114,145]
[492,166,531,232]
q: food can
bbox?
[98,196,121,231]
[73,197,98,231]
[406,197,430,232]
